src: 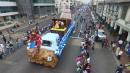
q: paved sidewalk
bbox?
[104,27,130,73]
[1,16,51,37]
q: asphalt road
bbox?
[90,42,117,73]
[0,6,83,73]
[0,5,118,73]
[73,5,118,73]
[0,38,81,73]
[0,15,82,73]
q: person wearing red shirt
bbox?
[35,34,42,48]
[29,32,42,55]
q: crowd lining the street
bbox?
[0,22,52,59]
[74,6,130,73]
[75,9,95,73]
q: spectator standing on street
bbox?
[6,41,10,54]
[2,35,6,44]
[115,47,121,58]
[117,49,123,60]
[9,34,12,41]
[0,35,4,44]
[8,41,14,53]
[16,37,23,49]
[0,43,5,59]
[115,64,124,73]
[118,40,123,49]
[85,33,88,39]
[112,41,117,52]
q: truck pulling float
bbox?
[26,9,75,68]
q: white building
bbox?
[96,0,130,42]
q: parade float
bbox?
[26,9,75,68]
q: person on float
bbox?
[28,32,42,56]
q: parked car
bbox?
[94,29,106,41]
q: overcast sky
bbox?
[81,0,91,4]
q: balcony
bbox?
[105,0,130,3]
[0,12,19,16]
[34,3,55,6]
[0,1,16,6]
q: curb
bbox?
[111,48,126,73]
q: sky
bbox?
[80,0,91,4]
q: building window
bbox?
[121,6,128,19]
[0,7,17,13]
[115,5,119,12]
[0,0,15,2]
[33,0,54,3]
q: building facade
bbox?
[33,0,55,16]
[96,0,130,42]
[0,0,56,27]
[16,0,33,19]
[16,0,55,20]
[0,0,19,23]
[91,0,104,11]
[55,0,75,14]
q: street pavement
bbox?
[0,38,81,73]
[0,5,119,73]
[90,42,117,73]
[73,5,118,73]
[0,7,82,73]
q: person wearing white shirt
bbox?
[118,40,123,48]
[112,42,116,51]
[115,47,120,57]
[0,44,5,59]
[118,40,123,45]
[86,34,88,39]
[117,50,123,60]
[60,21,64,28]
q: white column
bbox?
[127,32,130,42]
[118,27,122,35]
[125,6,130,21]
[110,21,114,27]
[114,23,117,30]
[118,6,122,18]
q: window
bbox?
[42,40,52,47]
[0,7,17,13]
[0,0,15,2]
[33,0,54,3]
[121,6,128,19]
